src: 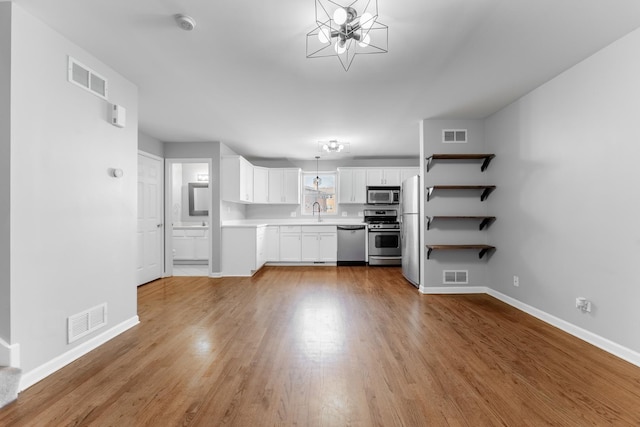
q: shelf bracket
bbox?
[426,216,432,230]
[426,187,434,202]
[480,186,495,201]
[427,247,433,259]
[480,155,495,172]
[426,156,434,173]
[479,247,491,259]
[479,217,495,230]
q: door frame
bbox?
[164,158,213,277]
[138,150,165,282]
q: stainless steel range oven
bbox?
[364,209,401,266]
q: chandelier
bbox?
[306,0,388,71]
[319,140,350,153]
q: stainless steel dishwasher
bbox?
[337,225,366,265]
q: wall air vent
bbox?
[67,56,108,100]
[442,129,467,143]
[443,270,468,284]
[68,303,108,343]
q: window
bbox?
[302,172,337,215]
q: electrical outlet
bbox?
[290,211,296,217]
[576,297,592,313]
[342,211,347,217]
[513,275,519,287]
[357,211,363,217]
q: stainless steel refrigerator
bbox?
[401,175,420,287]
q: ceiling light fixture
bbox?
[306,0,388,71]
[319,140,350,154]
[314,156,322,188]
[175,14,196,31]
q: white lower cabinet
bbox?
[173,229,209,261]
[301,226,337,262]
[221,226,266,276]
[279,226,302,261]
[265,226,280,262]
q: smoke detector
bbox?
[175,14,196,31]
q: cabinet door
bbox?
[401,168,419,183]
[173,236,195,260]
[265,226,280,261]
[256,228,266,268]
[194,233,209,260]
[280,233,301,261]
[301,233,319,261]
[240,158,254,202]
[366,168,384,186]
[253,167,269,204]
[268,169,284,203]
[282,169,301,204]
[340,169,367,204]
[352,169,367,203]
[318,232,337,261]
[383,169,402,186]
[338,169,354,203]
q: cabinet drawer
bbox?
[172,230,185,237]
[185,229,206,237]
[301,225,336,233]
[280,225,301,233]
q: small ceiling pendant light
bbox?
[313,156,322,189]
[306,0,388,71]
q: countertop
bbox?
[221,219,366,228]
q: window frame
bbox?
[301,170,337,216]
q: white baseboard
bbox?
[19,315,139,391]
[0,338,20,368]
[487,289,640,368]
[420,286,489,294]
[418,285,640,368]
[209,272,222,278]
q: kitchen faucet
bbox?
[312,202,322,222]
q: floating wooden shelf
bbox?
[426,244,496,259]
[426,185,496,202]
[427,216,496,230]
[426,154,496,172]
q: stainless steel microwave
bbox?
[366,186,400,205]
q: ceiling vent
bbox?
[442,129,467,143]
[68,303,108,343]
[443,270,468,284]
[67,56,108,100]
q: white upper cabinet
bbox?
[338,168,367,204]
[366,168,402,186]
[401,168,420,183]
[253,166,269,204]
[268,168,300,204]
[222,156,254,203]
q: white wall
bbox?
[138,131,164,158]
[8,3,138,373]
[0,3,11,344]
[485,27,640,354]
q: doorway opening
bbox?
[166,159,212,277]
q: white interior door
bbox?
[137,152,163,285]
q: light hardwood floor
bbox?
[2,266,640,426]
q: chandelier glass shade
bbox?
[306,0,388,71]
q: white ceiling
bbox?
[9,0,640,160]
